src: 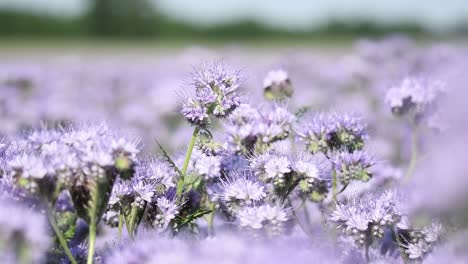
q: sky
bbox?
[1,0,467,31]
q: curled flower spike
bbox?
[297,113,367,154]
[225,103,295,154]
[331,150,376,185]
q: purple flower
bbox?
[181,98,209,127]
[331,150,376,184]
[385,77,445,118]
[218,171,266,208]
[330,191,401,247]
[297,113,367,154]
[263,69,293,100]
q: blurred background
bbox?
[0,0,467,50]
[0,0,467,153]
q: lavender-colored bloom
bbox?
[385,77,445,118]
[219,172,266,208]
[332,150,376,185]
[194,154,222,179]
[181,98,209,127]
[131,178,155,207]
[330,191,401,247]
[297,113,367,154]
[153,197,179,231]
[263,69,293,100]
[225,103,294,154]
[290,152,331,201]
[192,62,241,117]
[237,203,289,235]
[251,152,292,186]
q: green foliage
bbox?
[173,208,212,232]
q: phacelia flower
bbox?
[263,69,293,100]
[330,191,401,247]
[297,113,367,154]
[331,150,376,185]
[385,77,445,119]
[219,172,266,209]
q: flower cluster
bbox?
[250,151,330,202]
[330,191,401,247]
[182,63,242,126]
[0,43,465,263]
[297,113,367,154]
[397,220,443,260]
[331,150,376,185]
[105,157,179,232]
[263,69,293,100]
[385,77,445,120]
[225,103,295,154]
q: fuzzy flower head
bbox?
[263,69,293,100]
[397,220,443,261]
[194,153,222,180]
[297,113,367,154]
[153,196,179,231]
[291,152,331,202]
[251,152,292,187]
[237,203,290,236]
[181,98,209,127]
[218,171,266,210]
[331,150,376,185]
[225,103,295,154]
[330,191,401,247]
[385,77,445,119]
[191,62,242,118]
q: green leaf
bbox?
[295,106,310,118]
[174,208,212,229]
[154,138,183,177]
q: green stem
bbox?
[127,206,139,239]
[207,203,216,236]
[47,210,77,264]
[87,186,99,264]
[177,126,200,198]
[404,124,418,182]
[118,210,124,241]
[365,243,370,263]
[332,171,338,202]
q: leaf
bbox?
[174,208,212,229]
[295,106,310,118]
[154,138,183,177]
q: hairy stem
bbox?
[365,243,370,263]
[332,171,338,202]
[177,126,200,198]
[47,209,77,264]
[127,206,139,239]
[87,186,99,264]
[404,124,419,182]
[118,210,124,241]
[207,202,216,236]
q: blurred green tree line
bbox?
[0,0,466,39]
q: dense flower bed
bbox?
[0,37,468,263]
